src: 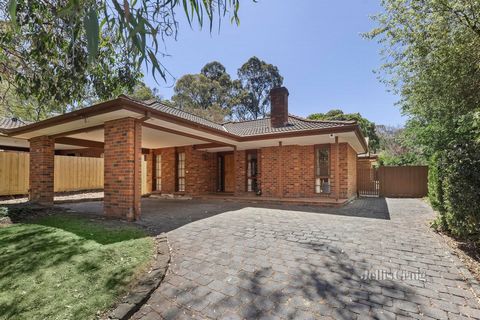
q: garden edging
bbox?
[108,233,170,320]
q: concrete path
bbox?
[131,198,480,319]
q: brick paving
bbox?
[131,198,480,319]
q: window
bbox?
[315,146,330,193]
[155,154,162,191]
[217,155,224,192]
[246,150,258,192]
[176,152,185,192]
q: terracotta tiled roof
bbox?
[0,117,31,130]
[142,99,227,132]
[223,115,355,137]
[132,97,355,137]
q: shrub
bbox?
[430,142,480,244]
[429,152,448,231]
[442,143,480,241]
[428,152,445,212]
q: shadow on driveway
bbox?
[59,197,390,235]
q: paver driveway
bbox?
[132,198,480,320]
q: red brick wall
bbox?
[147,143,358,199]
[152,147,216,195]
[234,150,246,194]
[259,146,282,197]
[29,136,55,205]
[346,144,358,198]
[152,147,175,193]
[338,143,358,199]
[185,146,216,195]
[257,143,357,199]
[104,118,141,221]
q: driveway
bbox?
[64,198,480,319]
[129,198,480,320]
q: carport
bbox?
[6,96,237,221]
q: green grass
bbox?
[0,215,154,320]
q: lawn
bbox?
[0,212,154,320]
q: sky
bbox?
[142,0,406,126]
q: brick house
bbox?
[3,87,368,221]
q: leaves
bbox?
[8,0,17,27]
[369,0,480,241]
[237,56,283,120]
[308,110,381,153]
[84,7,99,63]
[0,0,249,118]
[170,57,284,122]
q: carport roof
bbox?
[0,117,31,131]
[139,98,356,137]
[4,95,368,152]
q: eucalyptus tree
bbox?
[367,0,480,240]
[0,0,246,119]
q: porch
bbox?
[6,95,365,221]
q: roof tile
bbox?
[0,117,31,130]
[130,97,355,137]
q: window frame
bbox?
[175,150,186,193]
[245,149,258,193]
[154,154,162,192]
[314,144,331,194]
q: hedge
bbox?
[430,142,480,244]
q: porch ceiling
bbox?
[67,126,209,149]
[0,135,88,150]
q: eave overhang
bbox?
[5,97,368,153]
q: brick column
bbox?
[29,136,55,205]
[104,118,142,221]
[335,136,340,201]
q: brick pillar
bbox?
[335,136,340,201]
[104,118,142,221]
[29,136,55,205]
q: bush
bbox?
[429,152,448,231]
[431,142,480,244]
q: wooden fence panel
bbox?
[1,152,149,196]
[0,152,29,195]
[379,166,428,198]
[54,155,104,192]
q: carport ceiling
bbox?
[67,126,209,149]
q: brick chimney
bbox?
[270,87,289,128]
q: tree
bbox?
[307,109,380,152]
[237,56,283,120]
[201,61,228,82]
[1,0,246,118]
[367,0,480,241]
[375,125,425,165]
[0,81,48,121]
[128,82,161,101]
[171,61,236,122]
[170,57,284,122]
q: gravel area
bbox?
[0,191,104,205]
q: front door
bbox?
[224,153,235,192]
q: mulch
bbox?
[437,231,480,284]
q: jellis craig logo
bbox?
[361,269,426,281]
